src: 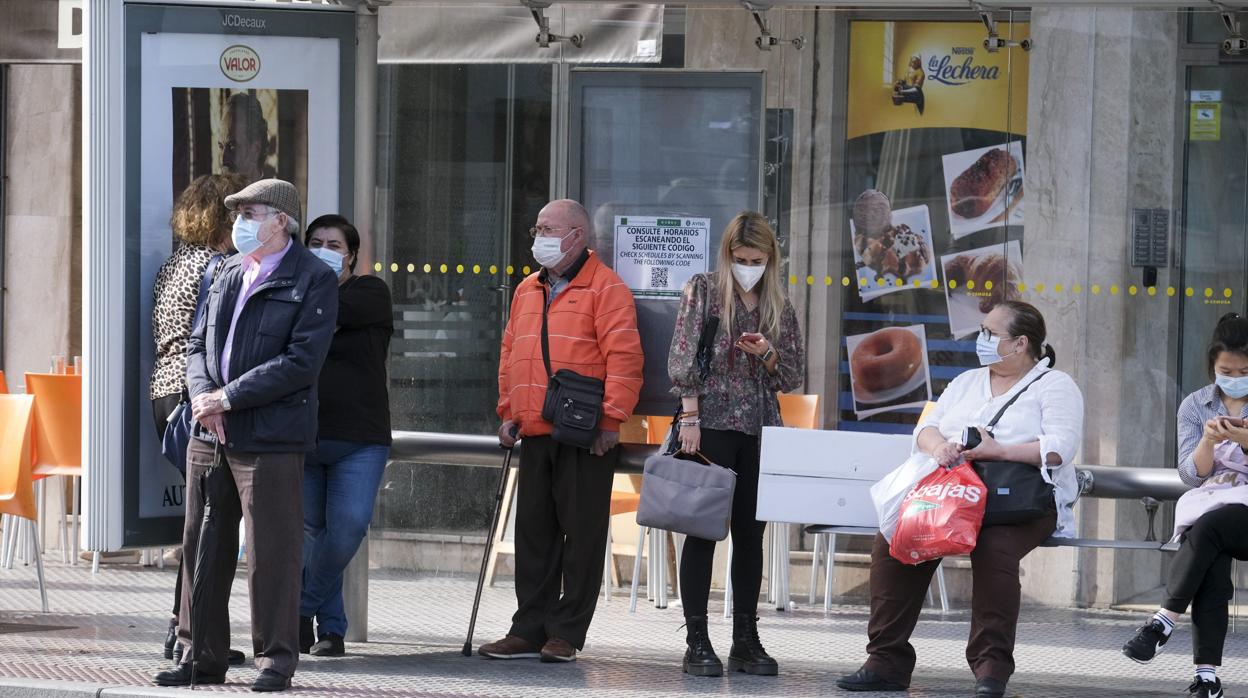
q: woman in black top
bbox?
[299,215,393,657]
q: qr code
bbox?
[649,266,669,289]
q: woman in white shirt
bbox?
[837,301,1085,698]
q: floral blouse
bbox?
[668,272,805,436]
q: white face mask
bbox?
[532,234,570,269]
[231,216,267,257]
[975,331,1019,366]
[310,247,344,275]
[731,263,766,292]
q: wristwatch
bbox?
[761,346,777,363]
[219,390,232,412]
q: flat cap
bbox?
[223,178,301,222]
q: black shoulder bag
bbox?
[539,284,606,450]
[965,371,1057,526]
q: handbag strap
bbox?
[183,254,222,402]
[984,369,1051,433]
[539,282,553,379]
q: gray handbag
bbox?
[636,450,737,542]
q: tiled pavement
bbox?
[1,559,1245,697]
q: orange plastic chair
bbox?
[777,393,820,429]
[647,415,674,445]
[0,394,48,611]
[0,370,8,394]
[26,373,83,565]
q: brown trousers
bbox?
[863,512,1057,686]
[177,437,305,678]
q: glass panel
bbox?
[373,64,552,534]
[569,70,765,416]
[837,17,1027,433]
[1178,64,1248,395]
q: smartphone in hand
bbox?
[1221,416,1246,429]
[738,332,765,344]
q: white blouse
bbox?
[913,359,1086,538]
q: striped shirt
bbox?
[1176,384,1248,487]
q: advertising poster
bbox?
[839,20,1027,434]
[614,215,710,298]
[126,4,353,536]
[940,240,1024,340]
[846,324,933,419]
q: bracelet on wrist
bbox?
[680,419,701,427]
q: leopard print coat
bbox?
[149,244,225,400]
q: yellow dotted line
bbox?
[361,266,1237,303]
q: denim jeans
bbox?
[300,439,389,638]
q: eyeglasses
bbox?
[229,208,277,223]
[978,325,1014,343]
[529,225,582,239]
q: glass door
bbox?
[1178,64,1248,397]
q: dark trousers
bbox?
[152,394,184,619]
[509,435,616,650]
[178,437,304,677]
[1163,504,1248,666]
[864,512,1056,686]
[679,429,765,618]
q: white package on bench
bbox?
[756,427,913,526]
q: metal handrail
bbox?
[388,431,1189,498]
[389,430,649,473]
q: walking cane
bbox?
[462,428,518,657]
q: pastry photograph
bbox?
[941,141,1025,239]
[940,240,1024,340]
[850,189,937,302]
[846,324,933,419]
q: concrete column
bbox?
[4,64,81,554]
[1022,8,1182,607]
[3,64,81,384]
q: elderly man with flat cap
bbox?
[155,179,337,693]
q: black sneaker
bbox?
[1122,619,1169,663]
[1188,677,1224,698]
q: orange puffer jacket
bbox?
[497,251,644,436]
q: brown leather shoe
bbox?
[539,637,577,663]
[478,635,541,659]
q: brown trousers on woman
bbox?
[862,511,1057,686]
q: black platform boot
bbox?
[682,615,723,677]
[728,613,778,676]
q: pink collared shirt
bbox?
[221,238,293,383]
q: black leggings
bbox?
[678,428,765,618]
[1163,504,1248,665]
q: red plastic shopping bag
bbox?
[889,461,987,565]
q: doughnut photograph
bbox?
[846,324,933,419]
[849,194,937,302]
[940,240,1024,340]
[941,141,1025,240]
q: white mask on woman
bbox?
[732,263,766,292]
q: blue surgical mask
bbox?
[311,247,344,275]
[231,216,266,257]
[976,333,1015,366]
[1216,374,1248,399]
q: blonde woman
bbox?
[667,211,805,678]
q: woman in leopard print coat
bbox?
[149,172,245,664]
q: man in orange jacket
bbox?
[480,199,644,663]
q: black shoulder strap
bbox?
[985,370,1051,432]
[539,282,553,379]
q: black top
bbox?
[318,274,394,445]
